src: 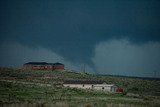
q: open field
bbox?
[0,68,160,107]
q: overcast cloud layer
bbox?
[93,39,160,77]
[0,0,160,77]
[0,42,94,73]
[0,39,160,77]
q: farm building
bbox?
[63,80,123,92]
[23,62,64,71]
[93,84,118,92]
[63,80,103,90]
[52,62,65,70]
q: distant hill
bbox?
[97,74,160,81]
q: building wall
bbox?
[93,85,118,92]
[63,84,93,89]
[111,86,118,92]
[63,84,118,92]
[23,64,64,71]
[46,65,53,70]
[93,86,111,91]
[53,65,64,70]
[32,65,45,70]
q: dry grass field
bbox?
[0,68,160,107]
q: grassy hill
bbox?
[0,68,160,107]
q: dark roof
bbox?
[53,62,64,65]
[47,62,64,65]
[24,62,48,65]
[63,80,104,84]
[24,62,64,65]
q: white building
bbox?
[63,80,118,92]
[93,84,118,92]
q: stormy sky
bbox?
[0,0,160,77]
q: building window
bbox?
[102,87,104,90]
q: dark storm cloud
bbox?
[0,42,94,73]
[92,39,160,77]
[0,0,160,77]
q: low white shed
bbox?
[63,80,118,92]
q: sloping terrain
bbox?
[0,68,159,95]
[0,68,160,107]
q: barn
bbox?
[63,80,121,92]
[23,62,64,71]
